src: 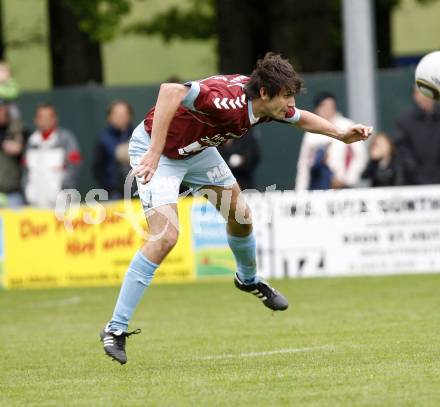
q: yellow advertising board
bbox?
[0,198,195,289]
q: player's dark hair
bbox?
[244,52,303,99]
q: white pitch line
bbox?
[30,296,82,309]
[197,345,334,361]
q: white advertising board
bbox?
[248,186,440,278]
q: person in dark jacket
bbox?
[362,132,407,187]
[392,86,440,185]
[0,100,28,207]
[217,128,261,190]
[92,100,134,199]
[309,145,333,190]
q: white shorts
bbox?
[128,121,236,211]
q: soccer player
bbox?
[100,53,372,364]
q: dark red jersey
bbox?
[144,74,301,159]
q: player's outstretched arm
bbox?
[295,109,373,144]
[134,83,188,183]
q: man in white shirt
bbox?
[296,92,368,190]
[23,103,81,208]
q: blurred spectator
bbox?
[0,60,21,120]
[362,132,407,187]
[92,100,134,200]
[296,92,367,190]
[308,144,333,190]
[166,75,183,83]
[23,103,81,208]
[392,86,440,185]
[0,100,28,207]
[218,129,261,190]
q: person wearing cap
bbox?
[295,92,368,190]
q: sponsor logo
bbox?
[206,162,231,183]
[179,129,248,156]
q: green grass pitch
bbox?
[2,274,440,406]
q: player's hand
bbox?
[340,125,373,144]
[133,150,160,184]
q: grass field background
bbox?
[2,274,440,406]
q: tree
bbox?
[48,0,101,86]
[64,0,131,42]
[0,1,4,60]
[126,0,214,42]
[124,0,440,73]
[125,0,342,73]
[268,0,342,72]
[374,0,438,68]
[48,0,131,86]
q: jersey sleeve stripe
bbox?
[284,108,301,124]
[182,81,201,111]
